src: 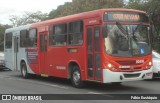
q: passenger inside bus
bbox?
[105,25,129,54]
[105,25,139,55]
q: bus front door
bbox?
[39,32,48,76]
[87,26,101,81]
[13,36,19,71]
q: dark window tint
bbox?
[94,27,100,52]
[20,30,29,47]
[29,29,37,47]
[5,33,12,49]
[40,35,47,52]
[88,54,93,77]
[95,54,101,78]
[49,24,67,46]
[54,24,66,34]
[87,28,92,52]
[20,29,37,47]
[68,21,83,45]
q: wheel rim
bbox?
[73,71,80,85]
[22,66,26,77]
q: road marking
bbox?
[21,79,69,90]
[0,74,69,90]
[42,83,69,89]
[88,92,114,98]
[88,92,101,94]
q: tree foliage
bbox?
[10,11,48,27]
[3,0,160,51]
[48,0,124,19]
[126,0,146,10]
[126,0,160,51]
[0,24,12,51]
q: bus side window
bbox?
[5,32,12,49]
[20,30,29,47]
[29,29,37,47]
[68,21,83,45]
[49,24,67,46]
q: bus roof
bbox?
[5,24,31,34]
[5,8,147,32]
[104,8,146,13]
[32,8,146,27]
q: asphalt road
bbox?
[0,69,160,103]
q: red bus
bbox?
[4,8,153,88]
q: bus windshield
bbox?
[104,24,151,57]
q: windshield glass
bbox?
[104,24,151,57]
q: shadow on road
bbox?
[1,70,157,93]
[16,74,144,93]
[0,68,11,72]
[83,82,143,93]
[144,78,160,82]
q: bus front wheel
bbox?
[21,62,29,79]
[71,65,84,88]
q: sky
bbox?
[0,0,72,25]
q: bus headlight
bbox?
[105,62,118,71]
[108,64,112,68]
[148,61,152,66]
[105,62,113,68]
[145,61,152,70]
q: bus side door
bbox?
[13,36,19,71]
[39,32,48,75]
[87,26,101,81]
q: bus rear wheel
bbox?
[71,65,84,88]
[21,62,29,79]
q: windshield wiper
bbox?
[116,22,129,39]
[132,23,142,36]
[116,22,136,55]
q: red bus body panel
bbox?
[27,9,152,82]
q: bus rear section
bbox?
[4,25,32,72]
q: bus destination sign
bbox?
[112,13,140,21]
[104,12,149,22]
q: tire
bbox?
[71,65,84,88]
[21,62,29,79]
[152,73,159,79]
[152,74,155,79]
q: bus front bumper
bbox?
[102,67,153,83]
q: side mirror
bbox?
[102,26,108,38]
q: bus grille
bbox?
[123,73,141,78]
[121,67,142,71]
[116,60,143,65]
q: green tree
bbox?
[10,11,48,27]
[0,24,12,51]
[48,0,124,19]
[126,0,160,52]
[126,0,145,10]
